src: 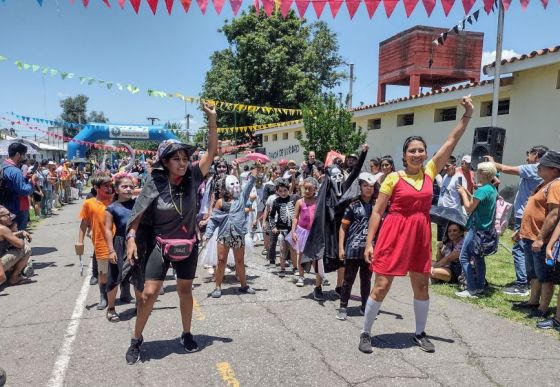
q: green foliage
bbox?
[201,7,343,142]
[60,94,89,137]
[87,110,109,123]
[299,95,366,162]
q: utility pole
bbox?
[491,1,505,127]
[347,63,354,110]
[147,117,159,125]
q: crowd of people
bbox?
[2,96,560,366]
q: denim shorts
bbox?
[523,239,560,284]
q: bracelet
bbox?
[126,232,136,240]
[463,114,472,119]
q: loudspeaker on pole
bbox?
[471,127,506,170]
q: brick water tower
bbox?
[377,26,484,103]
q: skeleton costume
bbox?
[303,149,367,272]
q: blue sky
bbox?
[0,0,558,139]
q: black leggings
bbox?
[340,259,372,309]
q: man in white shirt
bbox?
[436,156,467,240]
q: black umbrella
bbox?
[430,205,468,227]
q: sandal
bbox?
[106,308,120,322]
[8,276,34,286]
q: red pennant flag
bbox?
[483,0,494,13]
[363,0,380,17]
[440,0,454,15]
[421,0,435,15]
[261,0,274,15]
[82,0,90,7]
[541,0,549,8]
[165,0,174,13]
[382,0,398,17]
[254,0,260,12]
[281,0,293,17]
[102,0,111,7]
[147,0,159,14]
[312,0,327,17]
[329,0,343,16]
[346,0,361,18]
[461,0,476,13]
[129,0,141,13]
[118,0,126,9]
[295,0,310,17]
[180,0,193,11]
[213,0,226,13]
[230,0,242,14]
[403,0,419,16]
[197,0,208,14]
[519,0,529,9]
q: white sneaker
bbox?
[455,290,478,298]
[208,267,215,275]
[296,277,304,287]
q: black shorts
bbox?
[144,244,198,281]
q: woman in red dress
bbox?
[358,95,474,354]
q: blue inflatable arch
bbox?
[67,123,179,160]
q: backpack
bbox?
[0,164,14,207]
[494,195,513,236]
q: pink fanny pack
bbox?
[155,236,196,261]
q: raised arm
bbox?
[432,96,474,172]
[344,143,369,190]
[485,155,520,176]
[199,102,218,176]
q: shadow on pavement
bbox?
[373,332,454,349]
[32,261,57,270]
[141,334,233,361]
[31,247,58,256]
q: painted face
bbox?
[96,181,114,199]
[116,178,134,201]
[330,166,344,197]
[225,175,241,198]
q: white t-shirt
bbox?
[437,173,467,211]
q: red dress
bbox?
[371,173,433,276]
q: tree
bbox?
[60,94,89,137]
[87,110,109,123]
[201,7,344,141]
[299,95,366,162]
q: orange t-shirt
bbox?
[520,179,560,241]
[80,197,112,259]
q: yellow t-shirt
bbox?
[380,159,438,197]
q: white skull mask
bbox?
[225,175,241,199]
[330,166,344,197]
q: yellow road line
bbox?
[193,298,205,321]
[216,362,240,387]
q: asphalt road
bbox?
[1,200,559,387]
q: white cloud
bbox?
[56,91,70,98]
[481,49,521,66]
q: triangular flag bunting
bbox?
[36,0,44,5]
[519,0,529,9]
[473,9,479,20]
[483,0,494,13]
[295,0,309,17]
[403,0,419,16]
[261,0,274,15]
[312,0,327,17]
[329,0,344,17]
[82,0,90,6]
[280,0,293,17]
[23,63,31,70]
[50,69,58,77]
[540,0,549,8]
[461,0,476,13]
[180,0,193,11]
[129,0,141,13]
[230,0,242,15]
[197,0,208,14]
[147,0,159,14]
[382,0,398,17]
[440,0,454,15]
[0,55,7,62]
[102,0,111,7]
[363,0,381,17]
[213,0,226,14]
[346,0,361,18]
[118,0,126,8]
[165,0,174,13]
[32,64,40,72]
[421,0,435,15]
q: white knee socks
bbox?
[414,298,429,335]
[362,298,382,334]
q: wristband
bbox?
[463,114,472,119]
[126,232,136,240]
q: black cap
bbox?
[539,151,560,169]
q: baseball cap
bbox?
[358,172,379,185]
[462,155,471,164]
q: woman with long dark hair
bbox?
[359,96,474,354]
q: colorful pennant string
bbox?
[3,0,541,19]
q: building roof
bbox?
[483,45,560,74]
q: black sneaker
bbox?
[413,332,435,353]
[313,286,325,301]
[528,309,550,319]
[536,318,560,330]
[502,285,529,296]
[358,332,373,353]
[126,336,143,365]
[512,301,539,311]
[89,276,98,285]
[180,332,200,353]
[239,285,256,294]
